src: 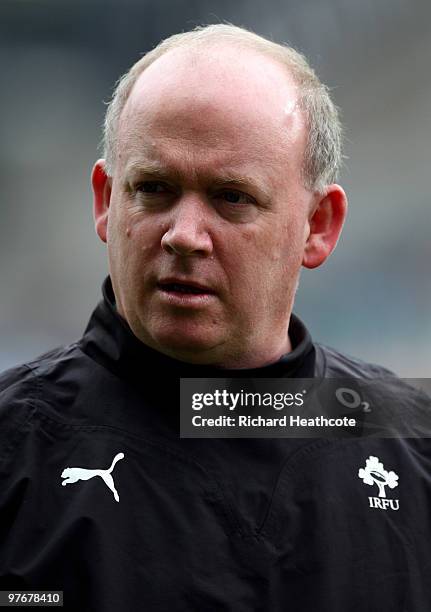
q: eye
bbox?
[136,181,169,194]
[217,190,255,206]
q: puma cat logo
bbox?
[61,452,125,502]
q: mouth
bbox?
[156,280,216,307]
[159,282,208,294]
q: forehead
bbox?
[116,45,306,180]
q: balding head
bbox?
[103,24,342,192]
[116,43,307,189]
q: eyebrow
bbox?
[125,161,272,203]
[126,160,172,180]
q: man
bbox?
[0,24,430,612]
[92,24,347,370]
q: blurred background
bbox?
[0,0,429,376]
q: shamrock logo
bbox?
[358,456,398,498]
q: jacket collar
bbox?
[79,276,316,381]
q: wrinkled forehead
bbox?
[117,44,306,171]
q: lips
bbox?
[156,278,217,308]
[157,279,215,294]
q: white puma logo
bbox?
[60,452,125,502]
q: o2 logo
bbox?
[335,387,371,413]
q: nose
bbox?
[161,196,213,257]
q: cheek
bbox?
[272,217,306,263]
[125,221,165,264]
[109,203,157,251]
[227,226,287,275]
[257,228,298,266]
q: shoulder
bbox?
[0,344,74,395]
[0,344,77,435]
[315,342,430,433]
[0,361,39,463]
[315,342,398,378]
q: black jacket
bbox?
[0,277,430,611]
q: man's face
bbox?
[95,46,322,368]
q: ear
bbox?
[91,159,112,244]
[302,184,348,269]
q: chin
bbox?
[151,326,222,361]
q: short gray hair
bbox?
[103,24,343,192]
